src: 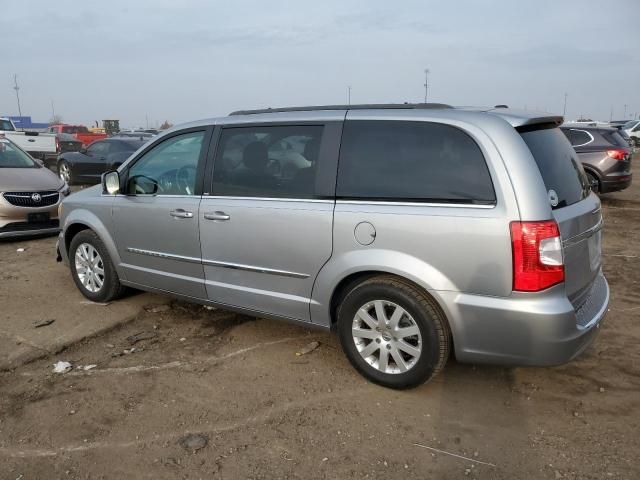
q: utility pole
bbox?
[51,100,56,121]
[423,68,430,103]
[563,93,568,117]
[624,104,628,118]
[610,106,613,122]
[13,74,22,117]
[347,86,352,105]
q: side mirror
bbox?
[80,147,88,154]
[103,170,120,195]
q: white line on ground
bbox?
[604,254,638,259]
[64,336,310,376]
[413,443,496,467]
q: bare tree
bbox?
[49,115,64,125]
[159,120,173,130]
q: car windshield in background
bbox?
[62,126,89,134]
[623,121,637,130]
[602,130,629,148]
[0,119,15,131]
[123,140,147,150]
[519,126,590,209]
[0,139,38,168]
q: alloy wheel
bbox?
[74,243,105,293]
[351,300,422,374]
[59,163,71,183]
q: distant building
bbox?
[4,116,49,131]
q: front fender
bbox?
[310,249,457,328]
[62,201,123,277]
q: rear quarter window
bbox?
[337,120,495,204]
[520,126,590,209]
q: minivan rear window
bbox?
[519,126,590,209]
[337,120,495,204]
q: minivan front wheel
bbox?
[337,275,450,389]
[69,230,126,302]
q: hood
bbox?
[0,166,65,192]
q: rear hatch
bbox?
[519,125,602,309]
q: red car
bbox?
[48,124,108,147]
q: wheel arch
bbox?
[62,209,122,273]
[311,250,456,333]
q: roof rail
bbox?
[229,103,453,116]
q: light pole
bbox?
[563,92,568,118]
[347,85,352,105]
[624,104,628,118]
[13,74,22,117]
[424,69,430,103]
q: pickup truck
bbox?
[48,124,108,147]
[0,117,57,161]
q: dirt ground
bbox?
[1,177,639,480]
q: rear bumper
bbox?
[439,272,609,366]
[600,173,632,193]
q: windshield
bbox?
[0,139,38,168]
[623,120,638,130]
[62,125,89,134]
[0,119,15,131]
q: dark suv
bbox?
[561,124,632,193]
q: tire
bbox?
[58,160,73,185]
[586,172,600,193]
[69,230,126,302]
[337,275,450,390]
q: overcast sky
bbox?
[2,0,639,128]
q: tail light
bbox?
[510,221,564,292]
[55,137,60,153]
[606,149,628,160]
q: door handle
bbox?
[169,209,194,219]
[204,211,230,221]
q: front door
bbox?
[199,123,340,321]
[112,129,210,298]
[80,140,110,183]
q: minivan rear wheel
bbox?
[337,275,450,389]
[69,230,126,303]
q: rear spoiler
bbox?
[488,108,563,131]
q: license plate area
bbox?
[28,212,50,224]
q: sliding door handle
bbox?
[204,211,230,221]
[169,209,193,219]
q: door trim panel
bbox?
[127,247,309,278]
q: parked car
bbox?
[0,136,70,238]
[57,137,147,185]
[57,104,607,389]
[113,131,155,139]
[0,117,57,162]
[561,124,633,193]
[622,120,640,146]
[48,124,108,147]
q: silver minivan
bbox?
[56,104,608,389]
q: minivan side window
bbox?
[337,120,495,204]
[126,131,204,195]
[212,125,324,198]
